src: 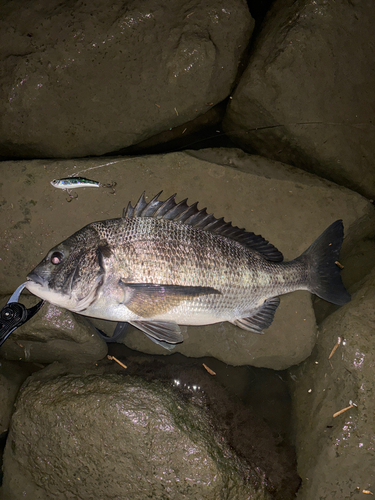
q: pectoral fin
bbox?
[129,320,183,349]
[119,281,221,318]
[231,297,280,334]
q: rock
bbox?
[0,0,253,158]
[121,102,227,155]
[1,364,272,499]
[0,149,373,368]
[224,0,375,200]
[108,351,301,499]
[0,295,107,364]
[0,360,35,434]
[289,267,375,499]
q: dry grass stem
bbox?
[202,363,216,375]
[107,355,127,370]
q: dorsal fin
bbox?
[122,192,283,262]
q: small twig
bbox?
[107,355,127,369]
[333,404,353,418]
[202,363,216,375]
[329,337,342,359]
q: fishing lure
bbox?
[51,177,116,201]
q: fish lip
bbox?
[27,271,47,287]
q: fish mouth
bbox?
[27,271,47,287]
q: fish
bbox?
[25,192,350,349]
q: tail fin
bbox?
[297,220,351,305]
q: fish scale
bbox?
[95,217,268,302]
[25,192,350,348]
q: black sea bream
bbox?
[26,192,350,347]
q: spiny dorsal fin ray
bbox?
[122,192,283,262]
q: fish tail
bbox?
[297,220,351,305]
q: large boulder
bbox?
[0,149,373,368]
[0,360,34,435]
[1,364,272,499]
[289,267,375,499]
[224,0,375,200]
[0,0,253,158]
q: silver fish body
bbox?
[25,192,350,347]
[51,177,101,189]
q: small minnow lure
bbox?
[51,177,116,201]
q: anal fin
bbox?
[231,297,280,334]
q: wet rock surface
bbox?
[1,150,372,369]
[0,0,253,158]
[289,267,375,499]
[110,349,301,499]
[224,0,375,199]
[0,360,36,435]
[0,295,107,364]
[0,360,38,488]
[1,361,286,500]
[0,0,374,494]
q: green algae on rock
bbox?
[2,369,272,499]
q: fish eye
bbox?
[51,251,64,265]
